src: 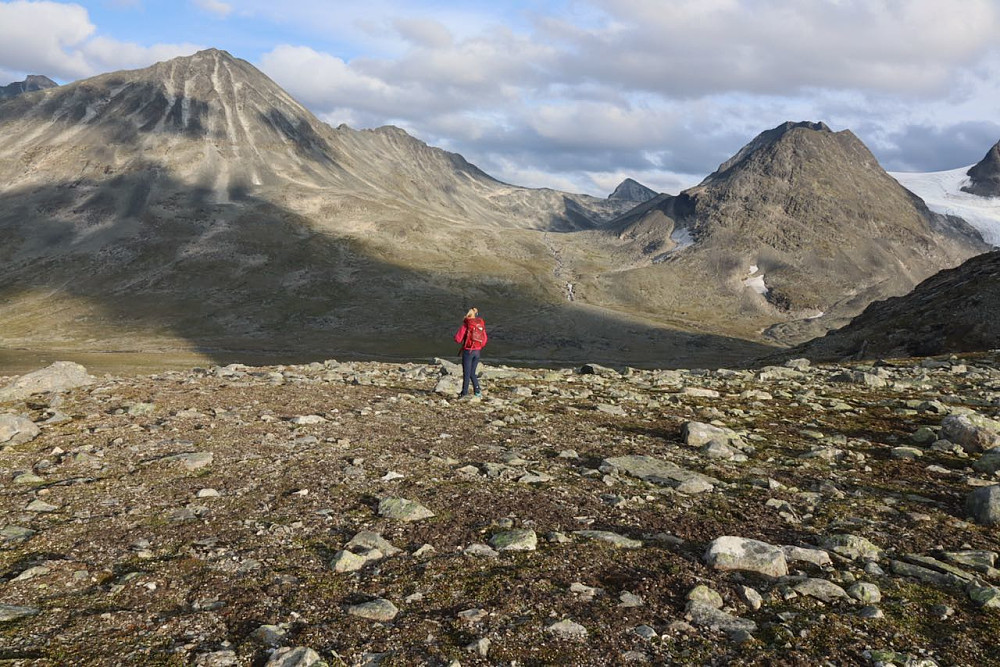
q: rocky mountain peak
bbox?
[608,178,658,202]
[0,74,57,100]
[701,120,838,185]
[962,140,1000,198]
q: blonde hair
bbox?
[464,307,479,319]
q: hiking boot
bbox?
[474,391,482,398]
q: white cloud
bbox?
[0,1,94,79]
[0,1,203,81]
[3,0,999,194]
[192,0,232,18]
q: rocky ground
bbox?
[3,353,1000,666]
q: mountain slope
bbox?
[594,121,987,344]
[785,250,1000,360]
[0,49,762,367]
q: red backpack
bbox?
[465,318,486,347]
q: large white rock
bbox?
[704,536,788,577]
[942,413,1000,453]
[0,361,95,402]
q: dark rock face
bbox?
[786,250,1000,361]
[609,178,658,202]
[962,141,1000,198]
[0,75,57,100]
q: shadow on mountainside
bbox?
[0,168,779,369]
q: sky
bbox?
[1,0,999,197]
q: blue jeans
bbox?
[461,349,481,395]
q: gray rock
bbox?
[463,543,499,558]
[0,604,40,622]
[686,585,723,608]
[791,578,849,603]
[738,585,764,610]
[941,413,1000,453]
[781,545,833,569]
[250,624,288,646]
[848,582,882,603]
[599,455,718,492]
[1,525,36,544]
[346,531,401,556]
[346,598,399,621]
[434,376,462,396]
[0,361,95,401]
[967,583,1000,608]
[378,497,435,522]
[546,619,589,640]
[967,485,1000,526]
[619,591,644,608]
[705,536,788,577]
[490,528,537,551]
[820,534,881,561]
[0,414,40,445]
[973,449,1000,475]
[573,530,643,549]
[265,646,327,667]
[331,550,368,573]
[685,601,757,633]
[683,421,742,448]
[160,451,214,471]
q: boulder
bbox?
[704,536,788,577]
[0,362,94,402]
[0,414,40,445]
[967,485,1000,526]
[941,413,1000,453]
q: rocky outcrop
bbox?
[784,250,1000,361]
[962,140,1000,198]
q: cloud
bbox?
[0,1,203,81]
[556,0,1000,97]
[4,0,999,196]
[871,121,1000,172]
[0,1,94,79]
[192,0,232,18]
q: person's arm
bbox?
[454,324,467,344]
[482,326,488,347]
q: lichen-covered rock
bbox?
[941,413,1000,453]
[0,414,39,445]
[967,485,1000,526]
[704,536,788,577]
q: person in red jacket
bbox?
[454,307,488,398]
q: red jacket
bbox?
[455,317,488,351]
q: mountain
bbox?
[0,49,759,368]
[0,74,56,100]
[784,250,1000,361]
[608,178,658,202]
[0,51,986,368]
[961,140,1000,198]
[600,121,987,344]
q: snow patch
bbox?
[891,167,1000,247]
[743,265,768,295]
[670,226,693,251]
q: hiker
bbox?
[454,307,488,398]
